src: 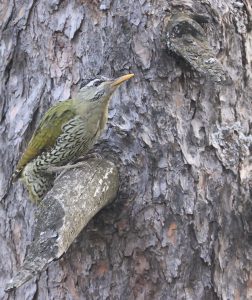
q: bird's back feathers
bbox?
[14,100,77,178]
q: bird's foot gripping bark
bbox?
[47,153,102,174]
[47,161,90,173]
[75,152,103,162]
[46,154,102,180]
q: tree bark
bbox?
[1,0,252,299]
[5,158,119,292]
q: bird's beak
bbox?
[111,74,134,87]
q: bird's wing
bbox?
[15,99,76,175]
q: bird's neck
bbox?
[75,99,109,132]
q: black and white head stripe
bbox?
[89,90,105,102]
[86,78,105,87]
[80,76,111,89]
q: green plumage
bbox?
[16,100,76,174]
[14,74,134,202]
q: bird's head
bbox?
[77,74,134,105]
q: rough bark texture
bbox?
[5,158,119,292]
[1,0,252,299]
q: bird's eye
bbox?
[93,80,103,87]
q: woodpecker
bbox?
[14,74,134,202]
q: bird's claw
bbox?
[74,153,102,162]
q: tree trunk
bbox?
[1,0,252,299]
